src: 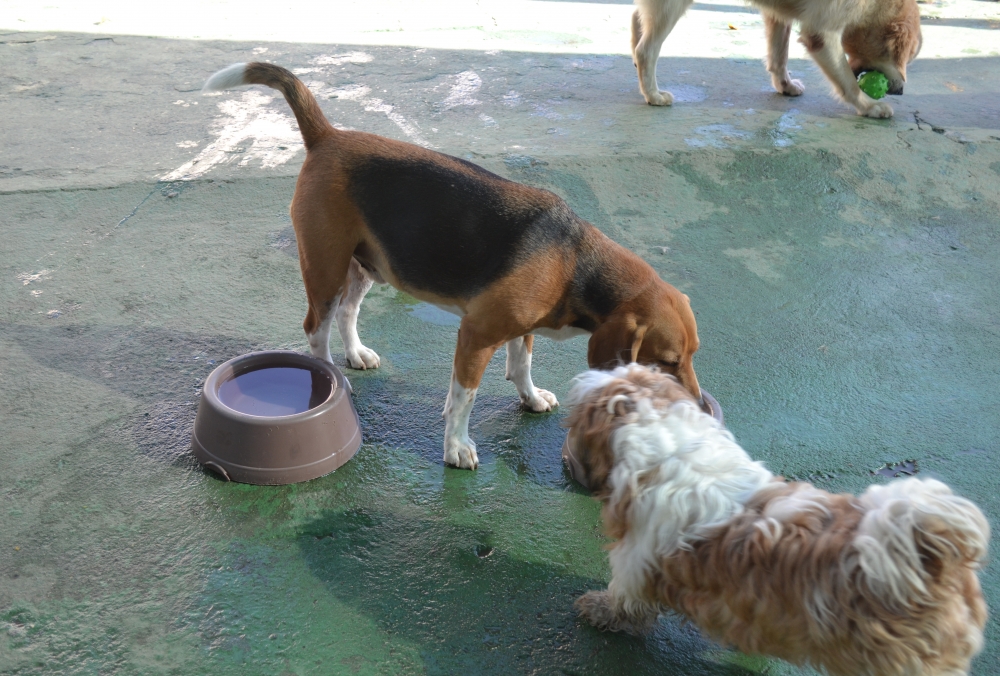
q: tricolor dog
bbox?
[202,62,703,469]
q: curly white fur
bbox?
[569,364,990,675]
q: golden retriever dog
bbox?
[632,0,922,118]
[564,364,989,676]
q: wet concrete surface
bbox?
[2,1,999,674]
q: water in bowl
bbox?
[218,366,332,417]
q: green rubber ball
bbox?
[858,71,889,100]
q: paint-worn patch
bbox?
[662,84,707,103]
[16,269,52,285]
[723,241,793,282]
[771,108,802,148]
[312,52,373,66]
[872,460,918,479]
[441,71,482,110]
[327,84,431,147]
[163,91,303,181]
[685,124,750,148]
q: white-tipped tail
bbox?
[202,63,248,93]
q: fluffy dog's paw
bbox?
[644,89,674,106]
[860,100,893,119]
[444,437,479,470]
[521,388,558,413]
[773,76,804,96]
[575,591,656,635]
[575,591,614,628]
[346,345,380,370]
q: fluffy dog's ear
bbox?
[564,371,642,497]
[588,315,647,369]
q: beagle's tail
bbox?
[202,62,334,149]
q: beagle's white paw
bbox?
[346,345,380,370]
[521,388,559,413]
[444,436,479,470]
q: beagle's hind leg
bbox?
[505,335,558,412]
[336,258,380,369]
[300,237,355,366]
[305,303,337,364]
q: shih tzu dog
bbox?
[564,364,989,676]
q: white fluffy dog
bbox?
[564,364,989,676]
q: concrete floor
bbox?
[2,1,999,674]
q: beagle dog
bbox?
[203,62,702,469]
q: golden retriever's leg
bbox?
[505,335,558,412]
[632,0,694,106]
[800,30,893,118]
[335,258,380,369]
[764,13,804,96]
[442,320,503,470]
[575,590,659,635]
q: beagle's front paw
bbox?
[521,388,558,413]
[345,345,380,370]
[444,436,479,470]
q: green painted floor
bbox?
[2,2,999,674]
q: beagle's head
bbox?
[842,0,922,95]
[586,280,701,404]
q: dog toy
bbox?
[858,71,889,99]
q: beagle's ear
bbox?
[587,316,647,368]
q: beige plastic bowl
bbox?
[191,351,361,485]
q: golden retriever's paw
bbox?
[860,99,894,119]
[643,89,674,106]
[521,387,558,413]
[773,76,805,96]
[346,345,380,370]
[444,436,479,470]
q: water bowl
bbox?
[563,389,723,490]
[192,351,361,485]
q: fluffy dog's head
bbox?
[563,364,770,544]
[842,0,922,95]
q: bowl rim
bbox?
[201,350,349,424]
